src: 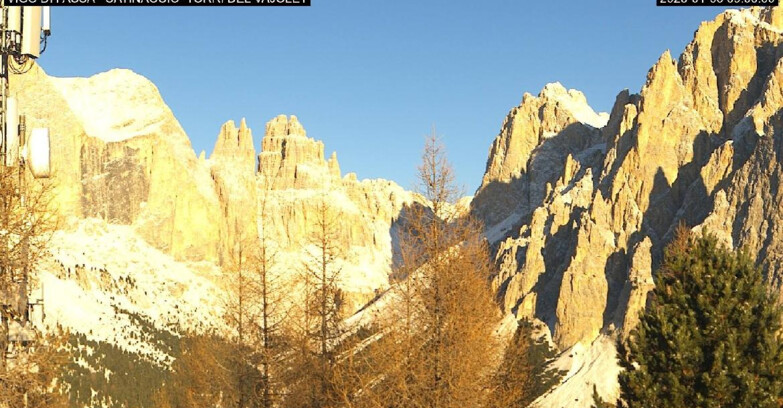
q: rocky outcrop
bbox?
[473,83,608,229]
[13,67,224,261]
[475,7,783,352]
[211,118,256,173]
[258,114,340,189]
[14,67,419,309]
[254,115,419,308]
[208,119,258,263]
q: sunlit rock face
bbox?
[254,114,420,309]
[15,67,224,262]
[473,82,609,230]
[14,66,420,312]
[474,6,783,351]
[15,6,783,408]
[12,66,427,408]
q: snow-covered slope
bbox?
[37,218,224,363]
[532,336,621,408]
[51,70,176,143]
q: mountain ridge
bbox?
[466,6,783,406]
[11,5,783,408]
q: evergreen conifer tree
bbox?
[618,229,783,408]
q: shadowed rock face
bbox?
[473,83,608,229]
[473,6,783,350]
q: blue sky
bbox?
[39,1,742,193]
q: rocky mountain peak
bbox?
[19,7,783,408]
[481,82,607,187]
[473,82,607,227]
[537,82,608,128]
[258,115,341,189]
[51,68,185,145]
[210,118,256,172]
[327,151,341,180]
[265,114,307,138]
[473,6,783,374]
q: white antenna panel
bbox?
[28,128,50,178]
[7,7,21,34]
[21,7,41,58]
[6,97,18,167]
[42,6,50,34]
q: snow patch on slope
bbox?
[485,210,524,244]
[533,335,621,408]
[539,82,610,129]
[37,218,223,363]
[51,69,174,143]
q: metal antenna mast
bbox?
[0,5,51,175]
[0,4,51,364]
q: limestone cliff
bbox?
[474,83,608,229]
[474,7,783,356]
[258,114,342,189]
[13,66,224,261]
[208,118,258,264]
[256,114,418,307]
[14,67,418,310]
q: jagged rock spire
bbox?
[210,118,256,174]
[258,115,341,188]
